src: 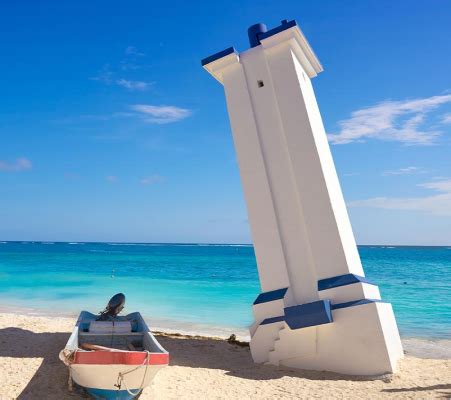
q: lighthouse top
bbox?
[201,20,323,83]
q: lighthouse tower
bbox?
[202,20,403,375]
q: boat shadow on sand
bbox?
[1,328,449,399]
[0,327,83,399]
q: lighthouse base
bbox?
[250,301,403,376]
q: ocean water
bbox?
[0,241,449,340]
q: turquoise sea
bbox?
[0,242,450,340]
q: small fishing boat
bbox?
[60,294,169,399]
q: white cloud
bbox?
[442,113,451,124]
[92,60,151,90]
[140,175,165,185]
[125,46,145,57]
[382,166,424,176]
[348,178,451,216]
[116,79,151,91]
[328,94,451,145]
[418,179,451,192]
[130,104,192,124]
[91,64,113,84]
[0,157,32,172]
[106,175,118,183]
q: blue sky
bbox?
[1,1,450,245]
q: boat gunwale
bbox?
[72,350,169,365]
[65,310,169,366]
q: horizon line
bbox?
[0,240,450,248]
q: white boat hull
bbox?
[60,311,169,399]
[71,363,165,390]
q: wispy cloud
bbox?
[120,46,147,71]
[442,113,451,124]
[92,67,152,91]
[106,175,118,183]
[92,47,151,90]
[348,178,451,216]
[116,79,152,91]
[91,64,114,84]
[140,175,165,185]
[382,166,425,176]
[418,179,451,192]
[130,104,192,124]
[328,94,451,145]
[0,157,32,172]
[125,46,145,57]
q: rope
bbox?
[115,350,150,396]
[60,349,77,392]
[68,367,73,392]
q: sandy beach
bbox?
[0,313,449,399]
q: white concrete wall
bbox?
[249,320,285,363]
[239,47,319,304]
[214,30,365,302]
[222,62,291,293]
[279,302,403,376]
[318,283,381,304]
[203,23,403,376]
[250,298,286,335]
[263,42,365,281]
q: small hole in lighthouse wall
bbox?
[257,80,264,88]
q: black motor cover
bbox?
[97,293,126,320]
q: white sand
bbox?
[0,313,449,399]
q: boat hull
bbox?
[60,311,169,399]
[85,387,142,400]
[71,363,165,391]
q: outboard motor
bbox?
[97,293,126,320]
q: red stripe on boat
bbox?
[73,351,169,365]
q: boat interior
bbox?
[76,311,165,353]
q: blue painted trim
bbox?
[261,315,285,325]
[248,23,268,48]
[258,20,297,42]
[331,298,384,310]
[318,273,375,291]
[258,299,386,329]
[201,47,237,66]
[253,287,288,305]
[284,300,333,330]
[85,388,141,400]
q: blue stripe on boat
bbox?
[85,388,142,400]
[317,273,375,291]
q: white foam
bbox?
[107,243,152,246]
[402,338,451,359]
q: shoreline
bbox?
[0,308,450,360]
[0,312,449,399]
[0,304,251,339]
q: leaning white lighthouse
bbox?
[202,20,403,375]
